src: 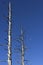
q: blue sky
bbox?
[0,0,43,65]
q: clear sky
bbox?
[0,0,43,65]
